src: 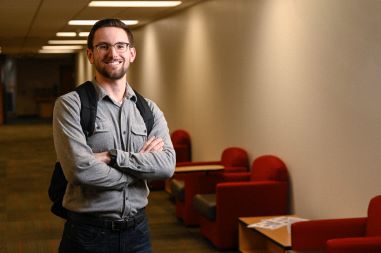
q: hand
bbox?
[139,136,164,153]
[94,151,111,164]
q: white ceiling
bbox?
[0,0,204,55]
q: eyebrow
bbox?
[95,41,130,44]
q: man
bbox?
[53,19,176,253]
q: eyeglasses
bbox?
[94,42,130,53]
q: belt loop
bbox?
[111,221,119,231]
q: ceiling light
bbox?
[42,45,83,50]
[79,32,90,37]
[38,49,77,54]
[89,1,182,7]
[69,20,138,26]
[48,40,87,45]
[56,32,77,37]
[68,20,98,25]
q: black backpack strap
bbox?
[75,81,98,137]
[134,89,154,135]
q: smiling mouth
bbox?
[105,59,123,65]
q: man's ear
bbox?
[129,47,136,63]
[87,48,94,64]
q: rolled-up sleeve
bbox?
[53,92,128,189]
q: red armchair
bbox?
[171,129,192,163]
[172,147,249,226]
[149,129,192,190]
[291,195,381,253]
[193,155,289,249]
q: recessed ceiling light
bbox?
[56,32,77,37]
[68,20,98,25]
[48,40,87,45]
[42,45,84,50]
[38,49,77,54]
[79,32,90,37]
[89,1,182,7]
[68,20,138,25]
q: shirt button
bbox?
[123,131,126,135]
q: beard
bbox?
[94,58,128,80]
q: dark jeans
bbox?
[59,214,152,253]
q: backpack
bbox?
[48,81,154,219]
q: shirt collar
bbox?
[91,79,137,103]
[125,84,138,102]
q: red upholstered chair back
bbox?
[171,129,191,146]
[220,147,249,168]
[366,195,381,236]
[250,155,288,182]
[171,129,191,162]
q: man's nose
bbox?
[106,45,118,55]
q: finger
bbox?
[140,136,155,153]
[149,139,164,152]
[144,138,164,152]
[143,138,161,152]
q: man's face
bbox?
[87,27,136,81]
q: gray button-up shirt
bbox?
[53,81,175,219]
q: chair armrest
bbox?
[327,236,381,253]
[176,161,221,167]
[215,181,289,218]
[291,217,367,251]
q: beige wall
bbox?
[128,0,381,219]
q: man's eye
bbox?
[116,44,125,49]
[98,44,108,50]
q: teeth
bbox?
[107,61,121,65]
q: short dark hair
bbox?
[87,19,134,49]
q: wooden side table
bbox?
[165,164,225,193]
[175,164,224,172]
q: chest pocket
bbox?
[87,120,113,152]
[130,123,148,152]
